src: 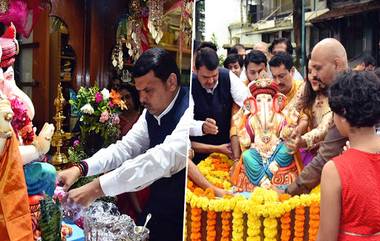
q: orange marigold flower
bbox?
[110,89,128,110]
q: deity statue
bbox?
[0,23,56,197]
[0,94,34,241]
[231,76,299,191]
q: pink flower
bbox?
[73,140,80,147]
[111,115,120,125]
[99,111,109,123]
[95,92,103,103]
[109,101,115,108]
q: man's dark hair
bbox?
[132,48,180,85]
[244,50,267,69]
[329,71,380,127]
[268,38,293,55]
[229,43,245,55]
[362,55,376,67]
[269,52,293,71]
[196,41,218,52]
[223,54,243,68]
[118,82,141,112]
[195,47,219,70]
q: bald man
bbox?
[253,42,269,58]
[285,38,349,195]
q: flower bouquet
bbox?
[69,86,126,157]
[68,86,126,189]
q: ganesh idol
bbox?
[0,23,56,197]
[231,75,300,192]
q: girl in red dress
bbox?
[318,71,380,241]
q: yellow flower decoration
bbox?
[186,153,322,240]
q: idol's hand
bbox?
[34,123,55,155]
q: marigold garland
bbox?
[247,212,261,240]
[197,153,234,190]
[206,211,216,241]
[186,153,322,241]
[232,205,244,241]
[308,201,320,241]
[190,207,202,241]
[279,194,291,241]
[221,211,231,241]
[294,206,305,241]
[263,217,277,241]
[184,206,187,241]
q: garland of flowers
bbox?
[10,97,35,145]
[232,203,244,241]
[247,212,261,241]
[184,209,187,241]
[186,187,320,240]
[221,211,231,241]
[264,217,277,241]
[206,211,216,241]
[197,153,234,190]
[190,206,202,241]
[294,206,305,241]
[204,188,217,241]
[279,194,291,241]
[186,154,321,240]
[308,201,320,241]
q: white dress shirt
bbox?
[239,67,247,82]
[189,69,249,136]
[293,68,304,82]
[85,89,190,196]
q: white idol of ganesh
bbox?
[0,23,56,197]
[0,94,34,241]
[0,67,54,163]
[231,77,299,192]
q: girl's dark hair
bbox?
[328,71,380,127]
[118,82,141,112]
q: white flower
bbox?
[80,103,94,114]
[101,88,110,100]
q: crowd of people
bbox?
[189,37,380,240]
[54,36,380,241]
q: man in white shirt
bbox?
[58,48,189,241]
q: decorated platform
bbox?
[185,153,320,241]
